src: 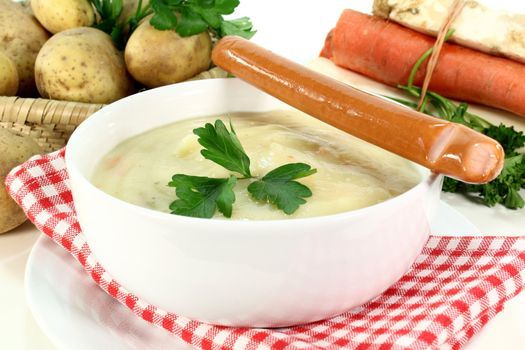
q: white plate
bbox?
[25,235,191,350]
[25,202,479,350]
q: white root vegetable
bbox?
[373,0,525,63]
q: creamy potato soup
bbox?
[92,110,421,219]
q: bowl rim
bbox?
[66,78,442,227]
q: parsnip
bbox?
[373,0,525,63]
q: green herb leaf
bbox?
[169,120,316,218]
[111,0,124,18]
[92,0,253,47]
[247,163,317,215]
[147,0,254,38]
[442,177,463,193]
[195,0,214,7]
[128,0,154,34]
[90,0,126,48]
[484,124,525,156]
[193,120,252,178]
[176,7,209,36]
[168,175,237,218]
[110,25,125,49]
[505,188,524,209]
[150,0,178,30]
[220,17,256,39]
[191,6,222,28]
[214,0,239,14]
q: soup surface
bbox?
[92,110,421,219]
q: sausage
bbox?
[211,36,504,184]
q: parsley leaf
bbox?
[168,121,316,218]
[214,0,239,14]
[220,17,256,39]
[150,0,178,30]
[247,163,317,215]
[506,188,525,209]
[168,175,237,218]
[194,120,252,178]
[176,7,208,36]
[148,0,255,38]
[484,124,525,156]
[191,6,222,28]
[91,0,254,47]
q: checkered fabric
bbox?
[6,148,525,350]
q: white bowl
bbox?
[66,78,443,327]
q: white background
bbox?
[2,0,525,349]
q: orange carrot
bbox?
[321,9,525,118]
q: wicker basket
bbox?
[0,96,105,152]
[0,68,228,153]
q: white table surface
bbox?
[2,0,525,349]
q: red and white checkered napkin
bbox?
[6,148,525,350]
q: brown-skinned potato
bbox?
[124,18,212,88]
[35,27,133,104]
[0,0,50,96]
[0,52,19,96]
[31,0,95,34]
[0,128,42,234]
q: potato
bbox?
[35,27,133,104]
[0,128,41,234]
[0,51,19,96]
[31,0,95,34]
[125,18,212,88]
[0,0,50,96]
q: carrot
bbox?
[320,9,525,118]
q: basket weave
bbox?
[0,68,229,153]
[0,96,105,152]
